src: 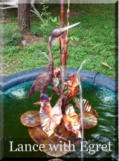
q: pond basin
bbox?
[2,68,118,160]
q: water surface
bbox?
[3,81,117,159]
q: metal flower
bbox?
[64,73,79,98]
[63,104,82,138]
[40,97,63,137]
[73,97,99,117]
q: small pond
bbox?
[2,80,118,159]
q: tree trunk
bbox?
[18,0,31,33]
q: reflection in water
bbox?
[48,159,64,161]
[7,88,27,99]
[96,87,115,105]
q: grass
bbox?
[3,4,115,78]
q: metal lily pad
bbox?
[82,112,98,129]
[28,126,48,145]
[20,111,41,127]
[28,126,70,157]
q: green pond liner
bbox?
[1,68,118,160]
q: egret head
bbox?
[51,22,80,39]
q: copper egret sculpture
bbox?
[21,0,99,157]
[29,22,80,97]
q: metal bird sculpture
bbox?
[29,22,80,97]
[20,0,99,157]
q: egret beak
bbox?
[61,22,80,33]
[51,22,80,39]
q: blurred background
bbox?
[1,1,116,78]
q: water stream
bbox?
[76,58,91,160]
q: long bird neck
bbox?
[48,36,54,71]
[48,36,53,63]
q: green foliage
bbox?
[4,24,22,46]
[31,17,58,38]
[31,5,59,37]
[30,25,42,36]
[70,36,80,41]
[3,4,115,78]
[41,5,51,19]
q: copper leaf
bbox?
[40,97,63,137]
[74,97,98,117]
[63,104,81,138]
